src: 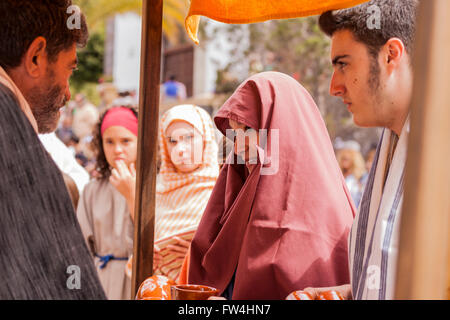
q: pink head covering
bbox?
[101,107,138,136]
[188,72,356,299]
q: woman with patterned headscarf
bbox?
[127,105,219,284]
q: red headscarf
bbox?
[101,106,138,136]
[188,72,356,299]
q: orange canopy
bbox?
[185,0,369,44]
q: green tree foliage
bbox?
[69,0,188,102]
[71,32,105,91]
[210,17,381,153]
[73,0,188,44]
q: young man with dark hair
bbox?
[303,0,419,300]
[0,0,106,299]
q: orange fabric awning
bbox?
[185,0,369,44]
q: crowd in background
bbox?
[334,139,377,208]
[55,86,138,178]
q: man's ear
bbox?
[24,37,48,78]
[383,38,406,74]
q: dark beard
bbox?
[28,75,66,134]
[368,53,381,93]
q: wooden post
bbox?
[131,0,163,298]
[395,0,450,300]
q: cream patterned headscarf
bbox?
[157,105,219,194]
[126,105,219,282]
[155,105,219,280]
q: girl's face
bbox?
[228,119,259,163]
[102,126,138,169]
[165,121,204,173]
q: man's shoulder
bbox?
[0,82,29,128]
[0,82,19,105]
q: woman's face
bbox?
[338,149,353,173]
[229,119,259,163]
[102,126,138,169]
[165,121,204,173]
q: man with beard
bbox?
[0,0,106,299]
[301,0,418,300]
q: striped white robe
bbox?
[349,117,410,300]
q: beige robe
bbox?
[77,179,134,300]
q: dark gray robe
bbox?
[0,83,106,299]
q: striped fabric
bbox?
[154,105,219,281]
[126,105,219,282]
[349,116,410,300]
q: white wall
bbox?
[113,12,142,93]
[111,14,235,96]
[200,19,234,94]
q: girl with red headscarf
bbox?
[187,72,356,299]
[77,106,138,300]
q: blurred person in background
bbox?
[161,75,187,102]
[113,90,138,107]
[360,143,378,188]
[56,103,76,145]
[67,133,80,156]
[336,140,366,208]
[72,93,99,141]
[97,81,119,114]
[72,93,99,160]
[77,106,138,299]
[63,172,80,210]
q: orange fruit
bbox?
[136,275,176,300]
[316,290,344,300]
[286,290,314,300]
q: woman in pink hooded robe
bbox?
[187,72,356,300]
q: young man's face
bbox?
[329,29,386,128]
[29,44,78,133]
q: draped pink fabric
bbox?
[188,72,356,299]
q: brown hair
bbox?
[318,0,419,59]
[92,105,139,179]
[62,172,79,210]
[0,0,89,70]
